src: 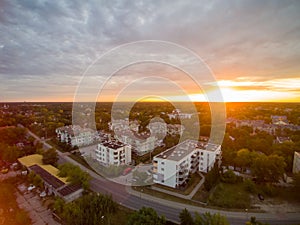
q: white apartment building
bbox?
[109,119,139,133]
[153,140,221,188]
[95,140,131,167]
[56,125,96,147]
[293,151,300,174]
[168,109,193,120]
[115,130,156,156]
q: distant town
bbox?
[0,102,300,225]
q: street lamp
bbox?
[245,208,248,220]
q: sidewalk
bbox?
[151,172,205,200]
[126,186,300,221]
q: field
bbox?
[208,182,251,209]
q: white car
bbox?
[39,191,46,197]
[27,185,36,191]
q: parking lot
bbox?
[16,185,60,225]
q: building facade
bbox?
[114,130,156,156]
[95,140,131,166]
[153,140,221,188]
[293,151,300,174]
[56,125,96,147]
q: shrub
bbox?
[261,184,277,197]
[244,179,256,194]
[221,170,241,184]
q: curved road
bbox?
[23,126,300,225]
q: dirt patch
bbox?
[253,198,300,214]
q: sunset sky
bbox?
[0,0,300,102]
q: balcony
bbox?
[178,168,188,175]
[178,172,187,178]
[191,162,199,170]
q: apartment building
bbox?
[95,140,131,167]
[56,125,96,147]
[115,130,156,156]
[293,151,300,174]
[168,109,193,120]
[109,119,139,133]
[153,140,221,188]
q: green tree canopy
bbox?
[60,193,116,225]
[194,212,229,225]
[42,148,58,166]
[58,163,91,190]
[252,154,286,183]
[127,207,166,225]
[179,208,194,225]
[204,162,220,191]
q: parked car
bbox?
[39,191,46,197]
[27,185,36,191]
[258,193,264,201]
[1,168,9,174]
[122,167,132,176]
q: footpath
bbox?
[151,172,205,200]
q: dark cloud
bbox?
[0,0,300,101]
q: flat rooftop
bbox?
[155,140,220,162]
[100,140,125,150]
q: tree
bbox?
[61,193,117,225]
[204,162,220,191]
[245,216,269,225]
[234,149,251,169]
[127,207,166,225]
[221,170,240,184]
[42,148,58,166]
[27,171,43,188]
[179,208,194,225]
[194,212,229,225]
[251,154,286,183]
[58,163,91,190]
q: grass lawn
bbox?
[133,186,205,207]
[0,182,31,225]
[46,139,66,152]
[192,186,209,203]
[208,182,251,209]
[153,173,202,196]
[68,154,96,172]
[110,204,134,225]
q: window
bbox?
[161,168,164,171]
[161,162,165,165]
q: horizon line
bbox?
[0,101,299,104]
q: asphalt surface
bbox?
[23,126,300,225]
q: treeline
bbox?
[53,191,271,225]
[0,127,42,162]
[222,125,300,173]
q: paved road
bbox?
[23,126,300,225]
